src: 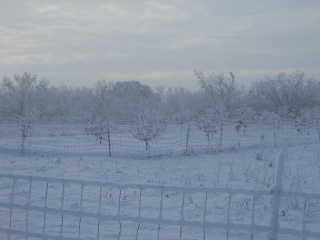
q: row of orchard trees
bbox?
[1,70,320,121]
[194,69,320,116]
[1,71,320,155]
[0,73,162,121]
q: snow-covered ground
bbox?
[0,122,320,239]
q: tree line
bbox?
[1,70,320,122]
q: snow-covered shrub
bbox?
[130,108,166,158]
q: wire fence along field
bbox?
[0,154,320,240]
[0,118,319,157]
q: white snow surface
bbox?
[1,123,320,239]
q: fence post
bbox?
[269,152,285,240]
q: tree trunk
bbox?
[107,130,111,156]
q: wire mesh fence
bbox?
[0,118,319,157]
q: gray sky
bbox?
[1,0,319,91]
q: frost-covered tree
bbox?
[234,107,256,136]
[83,113,105,144]
[196,110,217,145]
[49,85,73,120]
[90,80,113,118]
[110,81,155,119]
[71,87,93,117]
[293,108,318,135]
[0,72,48,118]
[164,87,193,115]
[173,110,192,130]
[196,107,226,151]
[194,70,241,111]
[311,106,320,140]
[162,87,195,149]
[19,107,42,155]
[82,113,115,156]
[260,111,282,146]
[261,111,281,124]
[249,70,320,114]
[130,107,166,158]
[173,110,193,154]
[46,85,74,134]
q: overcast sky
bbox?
[1,0,319,90]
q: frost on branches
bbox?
[234,107,256,136]
[19,107,42,155]
[82,112,115,156]
[130,108,166,158]
[196,108,226,152]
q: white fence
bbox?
[1,153,320,240]
[1,119,319,157]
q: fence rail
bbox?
[1,153,320,240]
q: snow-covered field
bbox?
[1,122,320,239]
